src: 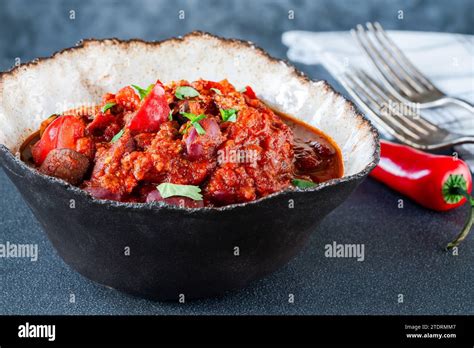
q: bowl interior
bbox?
[0,32,378,178]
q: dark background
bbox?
[0,0,473,71]
[1,0,473,315]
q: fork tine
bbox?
[348,72,422,140]
[339,72,421,143]
[354,70,439,134]
[409,110,440,131]
[356,74,429,135]
[338,73,401,138]
[372,22,437,90]
[365,22,427,94]
[351,25,415,98]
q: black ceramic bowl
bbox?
[0,32,379,300]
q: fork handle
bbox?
[453,136,474,147]
[439,97,474,113]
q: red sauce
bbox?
[278,112,343,183]
[20,79,343,207]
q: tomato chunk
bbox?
[204,80,224,92]
[86,113,116,135]
[128,81,170,133]
[243,85,256,99]
[31,115,86,165]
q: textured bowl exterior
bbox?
[0,32,379,300]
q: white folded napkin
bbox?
[282,30,474,169]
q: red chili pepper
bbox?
[243,85,256,99]
[31,115,85,165]
[128,81,170,133]
[370,140,473,249]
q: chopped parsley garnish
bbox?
[193,121,206,135]
[102,102,116,113]
[292,178,317,189]
[157,183,203,201]
[110,128,124,143]
[132,84,154,100]
[175,86,200,100]
[210,88,222,95]
[219,108,238,123]
[180,112,207,135]
[168,110,174,121]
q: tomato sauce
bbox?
[277,111,343,183]
[20,79,343,207]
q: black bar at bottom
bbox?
[0,315,472,345]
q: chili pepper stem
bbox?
[446,188,474,250]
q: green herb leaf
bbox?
[191,114,207,123]
[157,183,203,201]
[168,110,173,121]
[210,87,222,95]
[219,108,238,122]
[102,102,116,113]
[132,84,154,100]
[110,128,124,143]
[175,86,200,100]
[180,112,195,121]
[292,178,317,189]
[180,112,201,122]
[194,122,206,135]
[442,174,468,204]
[180,112,207,135]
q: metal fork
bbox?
[338,69,474,150]
[352,22,474,113]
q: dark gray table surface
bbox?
[0,0,473,315]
